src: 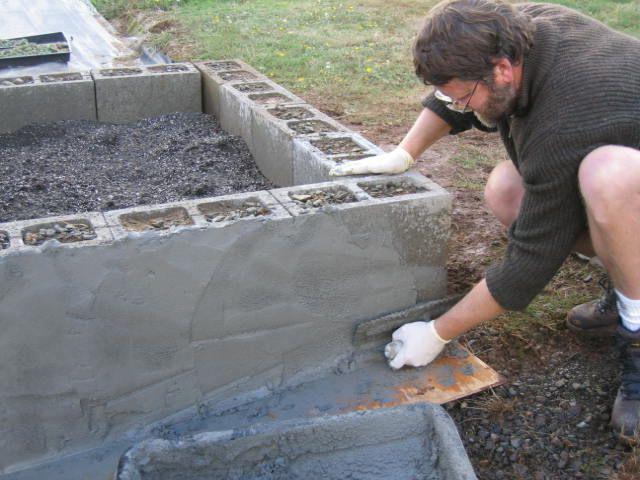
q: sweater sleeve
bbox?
[422,92,497,134]
[485,136,589,310]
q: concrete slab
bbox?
[0,71,96,133]
[92,63,201,123]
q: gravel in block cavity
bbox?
[233,82,272,93]
[39,72,83,83]
[218,70,257,81]
[147,64,189,73]
[0,76,33,86]
[311,137,367,156]
[333,153,376,164]
[120,207,193,232]
[359,180,427,198]
[287,120,338,135]
[0,230,9,249]
[203,61,241,71]
[289,187,357,208]
[22,219,96,246]
[0,112,273,223]
[267,106,314,121]
[249,93,293,105]
[197,198,271,223]
[99,67,143,77]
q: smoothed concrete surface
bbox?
[0,177,450,474]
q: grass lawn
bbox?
[92,0,639,131]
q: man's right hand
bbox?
[329,147,415,176]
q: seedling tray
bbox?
[0,32,70,68]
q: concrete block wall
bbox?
[195,59,381,187]
[0,71,97,133]
[0,174,450,473]
[92,63,202,123]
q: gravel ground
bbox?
[444,291,637,479]
[0,113,274,223]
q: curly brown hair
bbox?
[413,0,535,86]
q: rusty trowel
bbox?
[351,294,505,405]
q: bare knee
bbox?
[484,161,524,228]
[579,146,640,224]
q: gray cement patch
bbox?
[116,404,476,480]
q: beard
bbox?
[474,81,517,128]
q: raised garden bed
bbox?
[232,82,272,93]
[249,92,294,104]
[218,70,258,81]
[39,72,84,83]
[99,67,143,77]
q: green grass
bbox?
[90,0,640,128]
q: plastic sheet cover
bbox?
[0,0,139,76]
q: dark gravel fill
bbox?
[0,112,274,223]
[447,322,635,480]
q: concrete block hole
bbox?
[147,64,189,73]
[358,179,429,198]
[119,207,194,232]
[0,230,9,249]
[99,67,143,77]
[39,72,83,83]
[333,153,377,164]
[218,70,258,81]
[22,218,97,245]
[0,75,33,86]
[202,60,242,71]
[249,92,295,105]
[287,119,339,135]
[267,106,315,121]
[289,185,358,208]
[197,197,272,223]
[311,137,367,156]
[233,82,272,93]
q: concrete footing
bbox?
[116,404,477,480]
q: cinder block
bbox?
[293,132,384,185]
[216,78,305,151]
[270,173,451,302]
[251,102,348,186]
[0,212,112,253]
[194,59,266,119]
[92,63,201,123]
[0,71,96,133]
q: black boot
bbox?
[611,326,640,439]
[566,277,618,336]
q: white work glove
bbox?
[329,147,415,176]
[384,320,450,370]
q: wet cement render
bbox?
[0,112,273,223]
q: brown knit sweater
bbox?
[423,3,640,310]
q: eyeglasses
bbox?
[434,80,480,114]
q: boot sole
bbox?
[565,317,618,337]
